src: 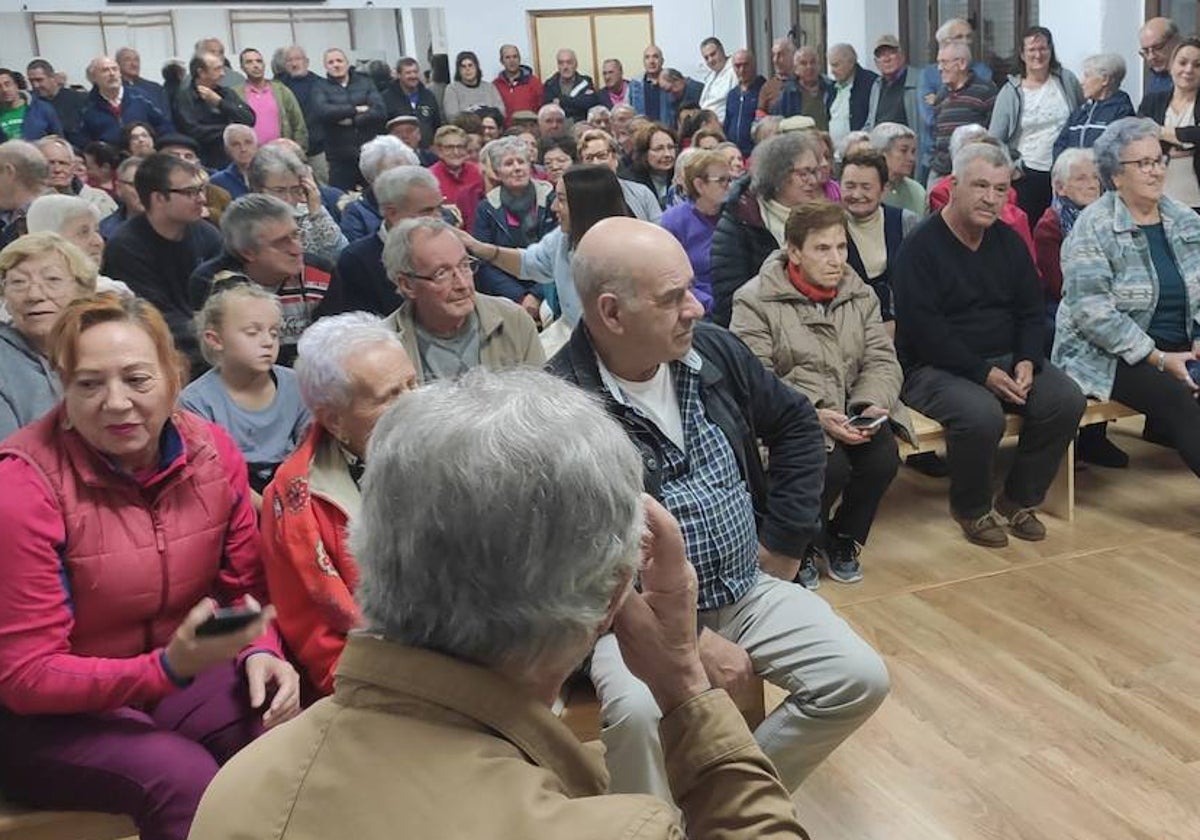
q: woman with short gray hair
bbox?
[25,194,132,301]
[1053,52,1135,159]
[340,136,421,243]
[247,144,347,262]
[869,122,926,215]
[261,311,418,696]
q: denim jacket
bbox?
[1053,190,1200,398]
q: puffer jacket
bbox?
[339,187,382,242]
[710,175,780,327]
[0,408,280,716]
[472,180,558,302]
[730,250,914,448]
[0,324,59,441]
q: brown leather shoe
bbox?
[954,512,1009,548]
[996,496,1047,541]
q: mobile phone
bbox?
[845,414,887,431]
[195,605,263,638]
[1186,359,1200,386]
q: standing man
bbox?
[0,68,61,142]
[698,37,737,121]
[926,42,995,188]
[234,48,308,151]
[826,44,877,146]
[312,48,385,190]
[599,59,644,114]
[173,52,256,169]
[758,37,796,116]
[642,44,665,120]
[493,44,543,125]
[543,49,599,123]
[116,46,169,114]
[25,60,87,139]
[658,68,704,130]
[279,45,329,183]
[383,57,442,149]
[194,37,246,88]
[724,49,764,157]
[864,35,918,131]
[1139,17,1181,95]
[773,47,830,131]
[918,18,992,181]
[73,55,173,148]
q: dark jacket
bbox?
[710,176,779,327]
[846,205,909,322]
[339,187,382,242]
[543,73,600,122]
[1053,91,1135,160]
[44,87,89,138]
[547,322,825,557]
[724,77,766,156]
[3,93,62,141]
[772,76,832,125]
[382,82,442,148]
[127,76,169,113]
[841,64,879,132]
[172,82,255,168]
[1138,88,1200,188]
[326,232,395,317]
[311,72,386,163]
[281,71,326,154]
[661,78,705,128]
[472,181,558,302]
[73,85,174,148]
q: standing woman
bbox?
[1138,38,1200,211]
[990,26,1082,224]
[659,149,731,316]
[442,51,507,121]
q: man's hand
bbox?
[612,496,710,714]
[195,85,221,106]
[518,293,542,325]
[698,630,754,694]
[985,366,1027,405]
[1013,360,1034,397]
[758,543,801,581]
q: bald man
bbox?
[1140,17,1181,94]
[547,218,889,803]
[72,54,173,147]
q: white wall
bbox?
[1041,0,1146,99]
[825,0,900,72]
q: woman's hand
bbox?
[816,408,869,446]
[163,596,274,681]
[245,653,301,729]
[1160,350,1200,393]
[300,167,322,214]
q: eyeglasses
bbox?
[1139,38,1173,58]
[262,185,307,201]
[408,256,479,285]
[792,166,820,181]
[168,184,206,199]
[438,143,468,152]
[2,273,76,295]
[265,230,303,251]
[582,149,612,163]
[1119,155,1169,173]
[705,175,733,185]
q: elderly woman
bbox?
[1138,37,1200,211]
[990,26,1083,223]
[660,149,731,316]
[34,136,117,219]
[339,135,420,243]
[1055,117,1200,478]
[472,136,557,317]
[731,201,909,589]
[1033,148,1102,313]
[247,144,348,263]
[262,312,417,697]
[1053,53,1135,159]
[870,122,926,215]
[26,194,133,299]
[711,130,825,325]
[627,122,678,208]
[0,234,99,438]
[715,140,745,176]
[443,50,507,120]
[430,125,486,232]
[0,293,298,840]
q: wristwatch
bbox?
[1156,351,1166,372]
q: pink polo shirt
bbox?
[244,82,281,145]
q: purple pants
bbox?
[0,660,265,840]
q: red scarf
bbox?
[787,261,838,302]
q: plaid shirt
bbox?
[600,351,759,610]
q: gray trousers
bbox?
[591,573,889,801]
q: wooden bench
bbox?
[0,797,134,840]
[898,399,1142,522]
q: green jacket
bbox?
[233,80,309,152]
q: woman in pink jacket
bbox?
[0,293,300,840]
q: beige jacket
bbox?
[731,249,914,447]
[385,292,545,383]
[189,636,809,840]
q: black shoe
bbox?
[1077,423,1129,468]
[825,534,864,584]
[1142,416,1174,448]
[906,451,948,477]
[794,546,821,590]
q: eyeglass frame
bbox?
[1139,38,1174,58]
[166,183,206,199]
[406,255,480,285]
[1118,155,1170,174]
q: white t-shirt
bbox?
[1016,80,1069,172]
[600,361,686,452]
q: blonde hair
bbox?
[0,232,98,294]
[194,278,282,367]
[682,149,728,200]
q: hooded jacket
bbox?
[0,323,59,441]
[493,65,544,123]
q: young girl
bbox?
[181,281,310,499]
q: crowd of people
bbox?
[0,14,1198,839]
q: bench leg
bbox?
[1041,440,1075,522]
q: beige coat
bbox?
[385,291,545,383]
[731,249,914,447]
[188,636,809,840]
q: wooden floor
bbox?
[785,418,1200,840]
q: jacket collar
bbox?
[755,249,869,308]
[305,425,361,519]
[484,178,554,211]
[561,321,721,397]
[390,294,507,345]
[334,636,608,797]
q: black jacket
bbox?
[547,322,825,557]
[382,82,442,148]
[326,233,396,317]
[710,175,779,327]
[172,83,256,168]
[543,73,600,121]
[311,71,386,162]
[1138,88,1200,190]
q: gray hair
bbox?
[1093,116,1161,189]
[587,105,611,123]
[220,193,295,256]
[751,115,781,144]
[374,165,440,211]
[295,312,406,412]
[358,135,420,184]
[382,216,453,279]
[829,43,857,62]
[1050,147,1096,189]
[351,368,644,677]
[26,194,99,234]
[247,144,304,191]
[935,17,971,44]
[116,155,143,180]
[538,103,566,120]
[222,123,255,147]
[673,146,700,186]
[837,130,871,160]
[951,142,1013,179]
[939,41,972,63]
[948,123,991,159]
[751,131,819,201]
[1080,52,1126,92]
[659,67,685,85]
[869,121,916,152]
[773,36,796,57]
[483,136,531,170]
[610,103,636,120]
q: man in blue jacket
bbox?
[723,49,764,157]
[72,55,173,148]
[0,69,61,142]
[657,68,703,129]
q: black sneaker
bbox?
[826,535,864,584]
[795,546,821,590]
[1077,423,1129,468]
[906,451,948,477]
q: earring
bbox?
[61,414,73,431]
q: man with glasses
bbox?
[101,152,223,370]
[927,41,996,188]
[380,216,542,383]
[1140,17,1181,95]
[918,17,993,181]
[578,128,661,221]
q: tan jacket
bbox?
[189,636,809,840]
[385,292,545,384]
[731,249,914,447]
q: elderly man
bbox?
[312,48,385,190]
[758,37,796,116]
[173,51,256,169]
[543,48,599,123]
[278,45,329,183]
[189,193,335,366]
[548,217,889,801]
[0,140,49,248]
[385,114,436,165]
[865,35,918,132]
[578,128,661,221]
[194,36,245,87]
[189,365,810,840]
[233,47,307,150]
[25,59,87,138]
[599,58,644,114]
[209,124,258,197]
[493,44,544,125]
[658,68,704,130]
[927,41,995,187]
[115,46,168,112]
[773,47,830,131]
[1140,17,1181,96]
[826,44,877,145]
[340,134,422,241]
[917,17,993,180]
[724,49,764,157]
[0,67,61,142]
[536,102,567,138]
[72,54,172,148]
[697,37,737,121]
[383,57,442,149]
[893,143,1085,547]
[380,216,542,382]
[641,44,665,120]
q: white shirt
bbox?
[1015,81,1069,172]
[829,80,852,145]
[700,61,737,121]
[597,356,687,452]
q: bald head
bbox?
[1140,17,1181,73]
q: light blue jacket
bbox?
[519,228,578,327]
[1053,191,1200,398]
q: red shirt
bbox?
[431,160,485,232]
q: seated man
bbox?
[547,217,889,801]
[190,368,811,839]
[209,123,258,198]
[893,143,1086,547]
[189,193,335,367]
[381,217,545,381]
